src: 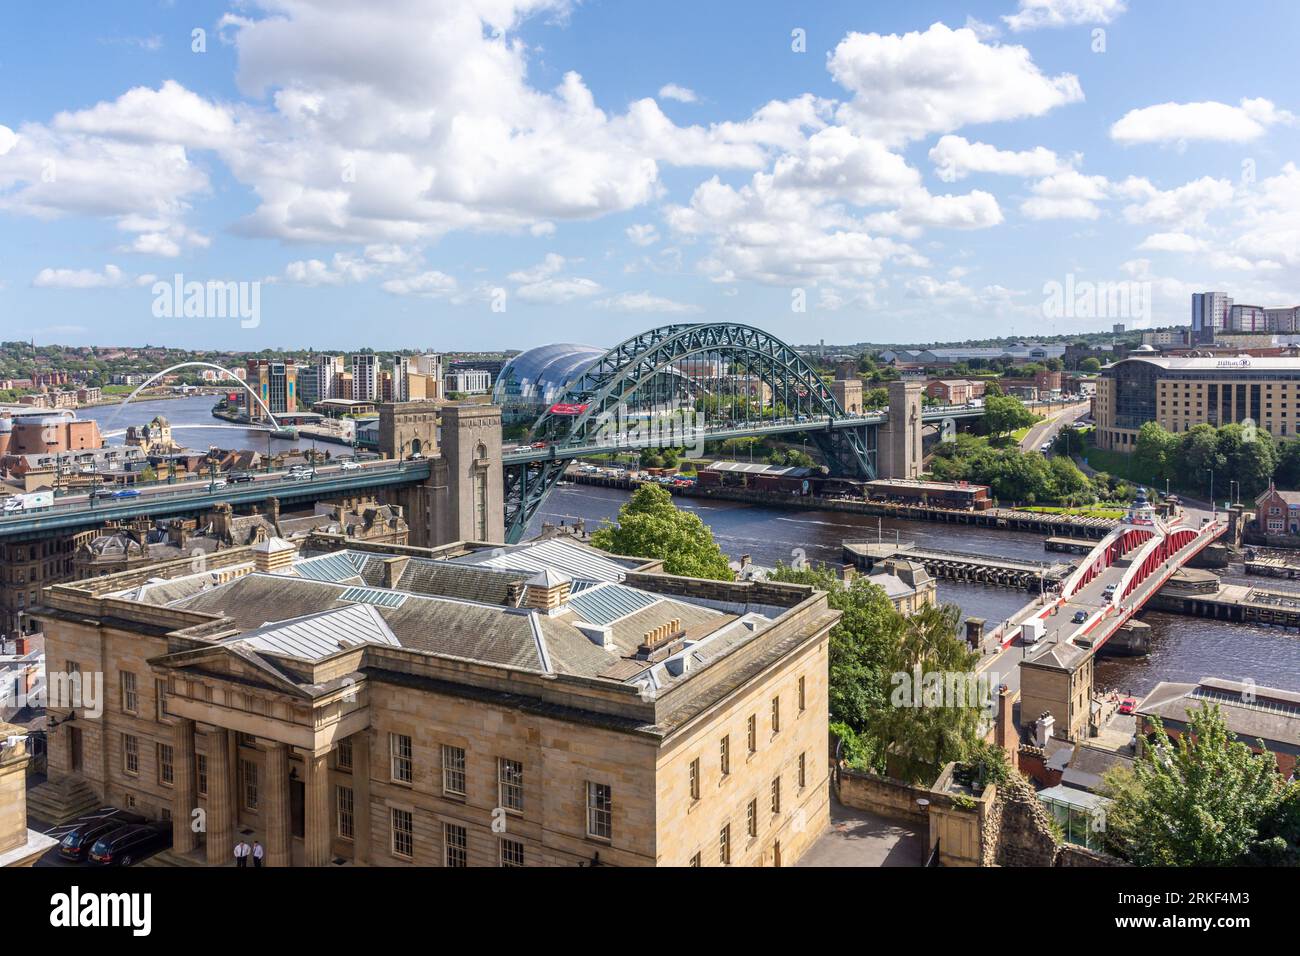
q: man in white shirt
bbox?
[234,839,250,867]
[252,840,265,867]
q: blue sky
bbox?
[2,0,1299,352]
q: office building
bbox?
[1230,304,1268,333]
[245,360,298,420]
[446,369,492,395]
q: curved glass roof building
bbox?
[493,343,607,420]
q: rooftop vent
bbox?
[524,568,572,613]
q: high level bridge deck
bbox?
[843,541,1074,590]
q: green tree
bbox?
[768,563,901,761]
[1079,357,1102,374]
[982,393,1035,437]
[1181,424,1226,495]
[1101,704,1286,866]
[875,604,984,784]
[1276,440,1300,488]
[590,483,733,580]
[1134,421,1178,484]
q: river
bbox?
[530,483,1300,697]
[75,396,1300,696]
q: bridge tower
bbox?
[877,380,922,479]
[378,402,504,547]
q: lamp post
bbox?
[1207,469,1215,514]
[1230,479,1240,506]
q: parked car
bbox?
[58,816,140,862]
[87,823,172,866]
[1119,697,1138,716]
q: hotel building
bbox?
[1095,355,1300,450]
[33,533,834,867]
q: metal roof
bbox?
[293,551,365,583]
[455,539,629,582]
[237,603,401,659]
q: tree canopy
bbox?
[590,483,733,580]
[981,394,1036,436]
[1101,704,1294,866]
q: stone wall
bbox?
[836,767,930,825]
[980,772,1126,867]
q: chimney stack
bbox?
[252,536,296,574]
[382,556,409,590]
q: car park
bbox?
[87,822,172,866]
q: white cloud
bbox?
[596,291,700,313]
[508,253,568,284]
[0,125,16,156]
[928,135,1067,182]
[828,22,1083,145]
[1111,98,1294,144]
[658,84,697,104]
[515,276,602,303]
[1020,170,1111,220]
[380,270,459,297]
[1119,175,1234,229]
[1137,232,1205,253]
[31,264,152,289]
[1004,0,1126,32]
[626,223,660,246]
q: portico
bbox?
[150,633,372,867]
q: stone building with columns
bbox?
[32,530,835,867]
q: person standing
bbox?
[252,840,264,868]
[235,839,250,867]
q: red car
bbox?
[1119,697,1137,715]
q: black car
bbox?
[1072,610,1089,624]
[87,823,172,866]
[57,817,138,862]
[229,472,255,483]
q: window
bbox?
[500,839,525,867]
[719,824,731,865]
[747,715,757,754]
[770,776,781,814]
[389,733,413,784]
[689,851,701,867]
[196,754,208,796]
[237,732,257,748]
[242,760,259,811]
[719,735,730,777]
[155,678,168,721]
[391,808,414,859]
[586,781,613,840]
[157,743,174,787]
[497,757,524,812]
[441,744,466,797]
[798,753,807,790]
[336,786,354,839]
[771,696,780,734]
[798,676,806,712]
[336,739,353,772]
[747,799,758,838]
[689,758,700,801]
[122,734,139,776]
[121,671,138,714]
[443,823,468,868]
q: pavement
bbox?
[796,794,926,867]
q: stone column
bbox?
[352,732,372,864]
[204,727,234,866]
[264,742,291,867]
[304,750,331,867]
[171,718,198,854]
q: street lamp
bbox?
[1230,479,1240,506]
[1207,469,1215,514]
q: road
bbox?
[1020,401,1091,453]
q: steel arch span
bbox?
[503,322,874,541]
[104,362,282,431]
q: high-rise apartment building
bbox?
[316,355,344,402]
[1191,291,1232,342]
[351,354,379,402]
[1267,307,1300,333]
